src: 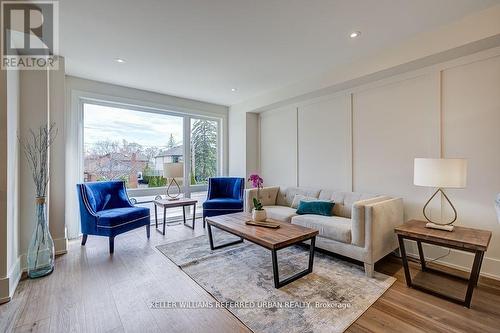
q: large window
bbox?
[84,103,184,188]
[190,118,218,184]
[82,102,221,221]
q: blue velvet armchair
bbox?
[77,181,150,253]
[203,177,245,228]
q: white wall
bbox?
[227,109,260,180]
[260,106,297,187]
[257,47,500,279]
[0,66,21,303]
[298,93,352,190]
[66,76,228,117]
[49,58,68,255]
[246,113,260,176]
[228,109,246,177]
[352,73,441,220]
[6,68,21,296]
[441,56,500,275]
[0,58,8,302]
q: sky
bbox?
[84,103,184,149]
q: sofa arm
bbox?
[364,198,404,264]
[351,196,391,247]
[244,186,280,212]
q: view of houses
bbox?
[84,139,179,188]
[84,119,218,188]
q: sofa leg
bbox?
[146,224,151,239]
[81,234,88,246]
[364,263,374,278]
[109,237,115,254]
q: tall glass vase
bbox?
[27,197,55,278]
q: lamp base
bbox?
[425,222,454,232]
[166,178,182,201]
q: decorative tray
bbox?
[245,220,281,228]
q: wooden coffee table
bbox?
[153,198,197,235]
[395,220,491,308]
[205,212,319,288]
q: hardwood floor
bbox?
[1,219,499,333]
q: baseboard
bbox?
[0,256,22,304]
[54,237,68,255]
[8,256,21,300]
[0,277,10,304]
[404,240,500,280]
[435,254,500,281]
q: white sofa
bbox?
[244,186,404,277]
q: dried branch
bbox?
[19,123,58,198]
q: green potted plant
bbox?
[248,174,267,221]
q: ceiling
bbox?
[60,0,500,106]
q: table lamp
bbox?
[163,162,183,200]
[414,158,467,231]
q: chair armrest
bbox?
[77,184,98,217]
[364,198,404,263]
[244,186,280,212]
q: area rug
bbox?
[157,231,395,333]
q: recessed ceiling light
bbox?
[349,31,361,38]
[231,88,238,92]
[115,58,126,63]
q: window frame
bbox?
[79,97,224,202]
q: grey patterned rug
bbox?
[157,230,395,333]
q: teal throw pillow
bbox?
[296,200,334,216]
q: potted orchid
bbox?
[248,174,267,221]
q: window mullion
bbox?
[183,115,191,198]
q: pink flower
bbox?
[248,174,263,189]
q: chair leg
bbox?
[81,234,88,246]
[146,224,150,239]
[203,217,206,228]
[109,237,115,254]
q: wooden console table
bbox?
[395,220,491,308]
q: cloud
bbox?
[84,104,184,147]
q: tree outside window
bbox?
[191,119,217,184]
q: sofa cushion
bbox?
[263,205,298,222]
[291,215,352,244]
[318,190,378,218]
[203,198,243,210]
[276,187,320,207]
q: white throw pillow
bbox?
[291,194,318,209]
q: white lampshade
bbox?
[163,162,183,178]
[414,158,467,188]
